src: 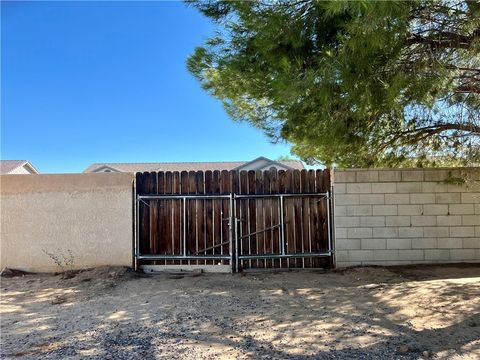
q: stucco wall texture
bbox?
[1,173,134,272]
[334,168,480,267]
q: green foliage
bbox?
[187,0,480,167]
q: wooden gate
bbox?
[135,169,334,272]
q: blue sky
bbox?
[1,1,294,173]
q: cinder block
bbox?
[336,261,361,268]
[385,194,410,204]
[463,215,480,226]
[335,250,350,262]
[397,182,422,193]
[476,226,480,237]
[425,249,451,261]
[398,227,424,238]
[347,227,373,239]
[345,205,372,216]
[359,194,385,205]
[424,170,448,182]
[449,204,475,215]
[386,216,410,227]
[346,183,372,194]
[447,184,465,193]
[387,238,412,249]
[437,238,462,249]
[335,205,347,216]
[373,205,398,215]
[436,193,461,204]
[424,227,449,237]
[378,171,401,182]
[423,204,449,215]
[336,239,361,250]
[373,227,398,238]
[450,249,477,260]
[450,226,475,237]
[360,216,386,227]
[412,238,437,249]
[356,171,379,183]
[401,170,424,182]
[398,249,424,261]
[334,171,356,183]
[348,250,374,262]
[461,193,480,204]
[463,238,480,249]
[336,194,359,205]
[410,193,436,204]
[423,182,448,193]
[475,204,480,214]
[373,249,399,261]
[437,215,462,226]
[335,228,347,238]
[410,216,437,226]
[372,182,397,194]
[336,216,360,228]
[334,183,346,194]
[398,205,423,215]
[361,238,386,250]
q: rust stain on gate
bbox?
[135,169,334,271]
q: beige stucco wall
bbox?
[0,173,134,272]
[334,168,480,267]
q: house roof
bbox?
[0,160,39,175]
[84,159,305,173]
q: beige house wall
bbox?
[0,173,134,272]
[334,168,480,267]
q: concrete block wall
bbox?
[1,173,134,272]
[334,168,480,267]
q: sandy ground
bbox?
[1,265,479,359]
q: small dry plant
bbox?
[42,248,76,278]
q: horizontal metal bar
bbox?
[234,193,329,199]
[137,254,231,260]
[238,252,331,260]
[240,223,281,239]
[138,194,231,200]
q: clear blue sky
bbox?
[1,1,294,173]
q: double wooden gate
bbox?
[135,169,334,272]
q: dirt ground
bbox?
[1,265,479,360]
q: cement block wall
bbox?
[0,173,134,272]
[334,168,480,267]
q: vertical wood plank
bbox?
[300,169,311,268]
[221,171,231,263]
[180,171,189,264]
[284,170,295,268]
[247,170,257,268]
[172,171,181,264]
[239,170,248,270]
[263,170,272,268]
[278,170,287,268]
[164,172,173,264]
[269,168,280,268]
[212,170,221,261]
[187,171,197,264]
[195,171,205,265]
[293,170,303,268]
[255,170,265,268]
[204,170,213,265]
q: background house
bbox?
[84,157,304,173]
[0,160,39,174]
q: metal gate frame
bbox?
[135,191,334,272]
[233,192,333,272]
[135,193,235,265]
